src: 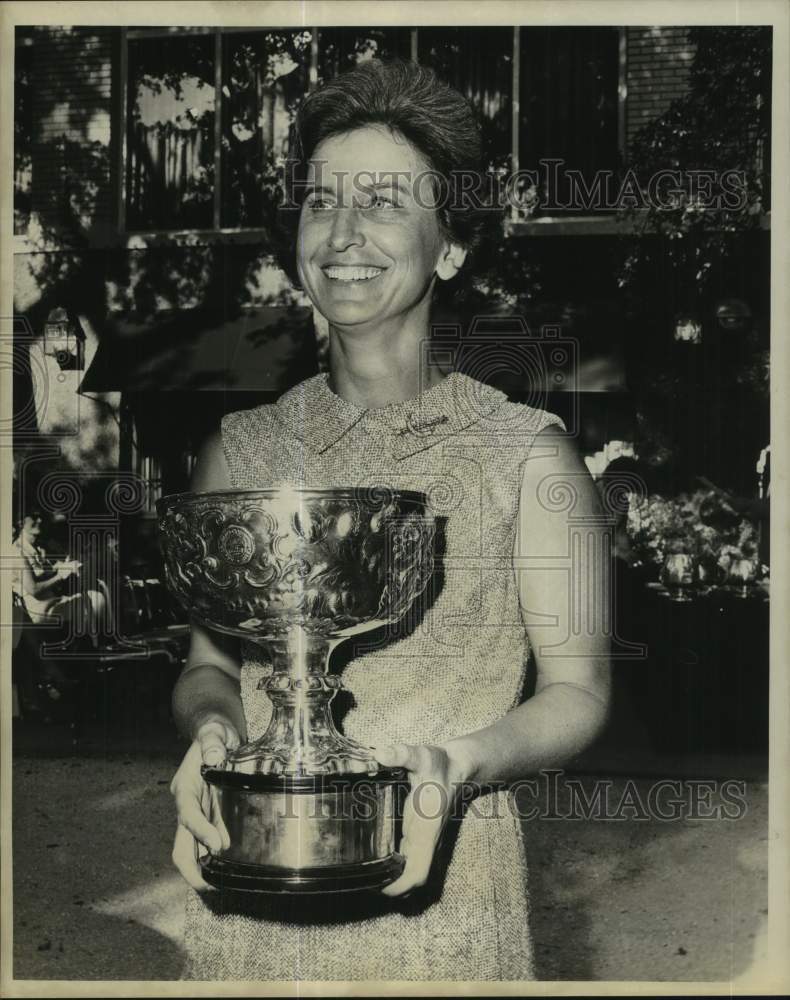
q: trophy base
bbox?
[200,853,405,894]
[201,765,406,893]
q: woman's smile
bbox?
[321,264,388,283]
[296,125,458,331]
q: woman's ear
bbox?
[436,242,468,282]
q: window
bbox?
[418,27,513,173]
[124,27,312,232]
[126,31,216,230]
[121,26,624,233]
[519,28,620,213]
[139,454,163,514]
[221,30,311,228]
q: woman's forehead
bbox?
[307,126,430,186]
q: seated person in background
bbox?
[11,510,110,641]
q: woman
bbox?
[170,59,610,981]
[12,511,91,628]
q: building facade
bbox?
[12,24,771,568]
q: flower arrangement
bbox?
[626,489,761,584]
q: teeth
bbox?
[324,266,383,281]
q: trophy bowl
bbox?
[157,487,436,893]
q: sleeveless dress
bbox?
[182,371,564,982]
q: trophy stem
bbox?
[227,626,376,775]
[263,626,334,679]
[160,487,434,890]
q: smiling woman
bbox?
[297,126,466,333]
[168,59,610,982]
[279,59,491,294]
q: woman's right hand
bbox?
[170,720,240,890]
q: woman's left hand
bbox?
[372,742,469,897]
[54,559,81,578]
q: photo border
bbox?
[1,1,787,996]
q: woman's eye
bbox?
[369,195,397,210]
[306,198,334,211]
[356,192,398,210]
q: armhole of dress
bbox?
[537,409,567,435]
[521,407,567,473]
[505,405,566,523]
[513,406,569,543]
[512,408,568,643]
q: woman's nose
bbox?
[327,208,365,251]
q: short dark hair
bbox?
[277,59,495,285]
[13,508,44,541]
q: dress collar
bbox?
[274,372,509,460]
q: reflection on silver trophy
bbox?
[157,487,436,893]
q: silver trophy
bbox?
[157,487,435,893]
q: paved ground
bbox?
[10,715,768,985]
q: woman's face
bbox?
[297,125,465,330]
[23,515,42,540]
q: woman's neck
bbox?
[328,358,447,409]
[326,310,448,409]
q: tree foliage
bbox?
[619,27,771,296]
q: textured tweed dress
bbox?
[182,371,564,982]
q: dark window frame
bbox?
[116,25,628,238]
[118,25,318,236]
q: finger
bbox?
[208,784,231,851]
[400,777,449,835]
[197,722,232,767]
[382,823,440,896]
[197,786,213,861]
[169,740,202,796]
[224,726,241,753]
[173,785,223,852]
[373,742,423,773]
[382,783,447,897]
[172,824,212,892]
[382,834,436,897]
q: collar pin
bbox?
[399,413,449,436]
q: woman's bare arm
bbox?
[169,427,251,889]
[377,423,611,895]
[20,557,65,599]
[442,423,611,784]
[170,428,247,744]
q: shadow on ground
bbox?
[11,716,769,983]
[520,772,768,981]
[12,720,188,981]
